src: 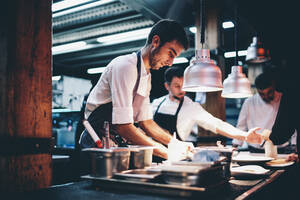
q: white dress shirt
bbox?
[152,95,236,141]
[85,52,153,124]
[233,91,295,149]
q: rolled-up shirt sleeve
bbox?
[111,57,137,124]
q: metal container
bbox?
[82,148,130,178]
[160,163,226,187]
[160,165,204,186]
[193,146,234,179]
[114,169,161,182]
[127,145,155,169]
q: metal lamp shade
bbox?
[182,49,223,92]
[221,66,252,98]
[246,37,271,64]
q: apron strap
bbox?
[133,50,141,101]
[154,97,167,116]
[175,98,184,117]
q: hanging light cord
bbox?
[234,4,238,65]
[200,0,205,48]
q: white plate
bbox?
[231,165,270,176]
[265,159,295,167]
[232,154,273,164]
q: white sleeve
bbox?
[192,103,218,133]
[232,100,249,146]
[111,57,137,124]
[193,102,247,138]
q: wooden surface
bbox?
[0,0,52,191]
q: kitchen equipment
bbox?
[159,164,225,187]
[114,169,161,182]
[83,120,103,148]
[82,147,130,178]
[126,145,155,169]
[193,146,234,179]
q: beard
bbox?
[173,92,185,100]
[149,47,161,70]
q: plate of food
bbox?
[265,158,295,167]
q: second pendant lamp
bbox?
[221,4,252,99]
[182,0,223,92]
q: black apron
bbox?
[153,97,184,141]
[79,51,142,148]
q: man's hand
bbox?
[286,153,299,162]
[261,129,272,141]
[168,139,194,161]
[245,127,263,144]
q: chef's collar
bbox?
[139,52,149,76]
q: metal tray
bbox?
[81,175,228,198]
[114,169,161,182]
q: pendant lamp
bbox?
[182,0,223,92]
[245,36,271,64]
[221,66,252,98]
[221,4,252,98]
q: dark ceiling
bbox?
[52,0,297,82]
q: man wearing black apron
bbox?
[152,66,264,145]
[79,19,190,159]
[154,95,184,141]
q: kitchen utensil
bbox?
[83,120,103,148]
[82,147,130,178]
[114,169,161,182]
[126,145,156,169]
[160,164,225,187]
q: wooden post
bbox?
[0,0,52,191]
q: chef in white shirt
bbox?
[152,66,263,143]
[79,19,190,159]
[232,70,297,152]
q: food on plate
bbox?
[266,158,288,165]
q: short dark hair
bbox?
[255,71,274,90]
[146,19,189,50]
[164,66,185,83]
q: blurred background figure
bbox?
[152,66,262,145]
[232,67,297,153]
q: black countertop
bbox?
[2,164,299,200]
